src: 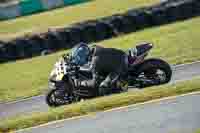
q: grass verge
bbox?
[0,16,200,103]
[0,0,158,40]
[0,78,200,132]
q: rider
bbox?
[70,42,137,96]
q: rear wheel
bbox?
[133,59,172,88]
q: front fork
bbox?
[49,80,75,103]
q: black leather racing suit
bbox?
[81,45,128,96]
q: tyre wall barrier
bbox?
[1,41,18,61]
[1,0,200,63]
[125,8,152,30]
[0,41,7,62]
[78,21,98,43]
[94,20,116,41]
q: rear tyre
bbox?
[135,58,172,88]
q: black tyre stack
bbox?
[2,41,18,61]
[78,21,97,43]
[126,8,151,30]
[28,34,49,56]
[1,0,200,63]
[0,41,6,62]
[94,20,116,41]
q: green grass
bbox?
[0,16,200,103]
[0,0,158,40]
[0,78,200,132]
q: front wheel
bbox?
[133,58,172,88]
[46,89,73,107]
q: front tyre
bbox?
[46,87,73,107]
[135,58,172,88]
[46,89,58,107]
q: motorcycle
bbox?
[46,43,172,107]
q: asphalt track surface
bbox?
[18,91,200,133]
[0,61,200,122]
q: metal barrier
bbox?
[0,0,91,20]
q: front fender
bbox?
[48,74,65,91]
[49,75,75,94]
[48,81,57,90]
